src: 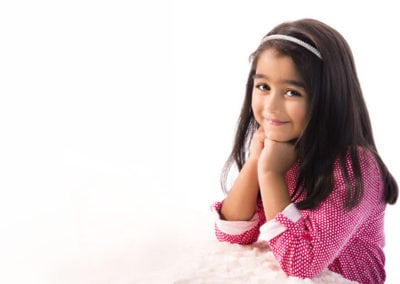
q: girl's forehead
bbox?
[255,48,303,82]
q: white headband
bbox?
[261,34,322,59]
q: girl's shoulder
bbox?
[359,146,381,171]
[338,146,380,174]
[332,146,384,199]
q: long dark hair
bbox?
[221,19,398,210]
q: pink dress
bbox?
[213,149,386,284]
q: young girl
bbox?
[213,19,398,284]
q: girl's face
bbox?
[252,48,309,142]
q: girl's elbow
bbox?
[215,228,259,245]
[282,267,321,279]
[214,223,260,245]
[215,232,258,245]
[279,259,323,279]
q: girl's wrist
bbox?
[247,156,261,170]
[248,156,259,163]
[258,171,286,182]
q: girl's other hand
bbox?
[249,127,266,161]
[258,138,297,175]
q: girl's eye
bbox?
[255,83,270,91]
[286,90,301,97]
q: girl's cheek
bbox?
[254,110,263,126]
[254,112,262,125]
[251,97,261,123]
[252,107,261,125]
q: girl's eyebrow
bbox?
[253,73,306,89]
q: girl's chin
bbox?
[266,134,298,143]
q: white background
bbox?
[0,0,399,283]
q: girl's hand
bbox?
[249,127,266,161]
[258,138,297,175]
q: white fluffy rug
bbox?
[5,197,356,284]
[135,239,356,284]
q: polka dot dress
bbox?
[214,148,386,284]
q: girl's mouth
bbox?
[266,119,289,126]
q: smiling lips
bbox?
[266,118,289,126]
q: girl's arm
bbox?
[220,127,265,221]
[213,128,266,245]
[213,199,265,245]
[257,138,296,221]
[260,149,385,279]
[219,157,260,221]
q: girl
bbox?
[213,19,398,284]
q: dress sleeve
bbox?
[212,200,266,245]
[260,149,384,278]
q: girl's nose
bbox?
[264,91,280,113]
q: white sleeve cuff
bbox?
[282,203,302,222]
[212,206,259,235]
[260,203,302,241]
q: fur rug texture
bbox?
[136,239,357,284]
